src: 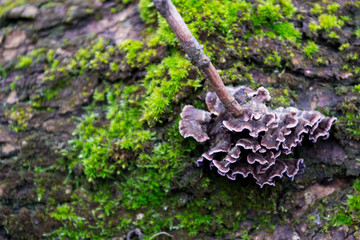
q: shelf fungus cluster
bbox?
[179,86,336,187]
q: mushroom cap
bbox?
[179,105,212,142]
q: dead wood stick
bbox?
[153,0,243,118]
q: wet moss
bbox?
[15,56,32,69]
[304,41,319,59]
[336,96,360,141]
[118,40,157,67]
[318,14,344,31]
[141,51,200,125]
[306,180,360,230]
[67,84,154,181]
[4,104,33,132]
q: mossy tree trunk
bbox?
[0,0,359,239]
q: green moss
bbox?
[272,22,301,42]
[118,39,143,60]
[68,84,154,181]
[15,56,32,69]
[140,0,299,49]
[68,38,109,75]
[347,52,358,61]
[331,180,360,227]
[340,15,351,22]
[340,112,360,139]
[327,3,340,14]
[45,203,90,239]
[304,41,319,59]
[50,115,202,238]
[318,14,344,31]
[254,0,283,24]
[348,180,360,212]
[0,65,7,78]
[328,31,340,39]
[40,2,62,9]
[252,0,295,25]
[109,61,118,72]
[5,104,33,132]
[316,57,325,64]
[268,88,296,108]
[250,0,299,42]
[354,28,360,39]
[118,40,153,67]
[339,43,350,51]
[278,0,296,18]
[141,51,200,124]
[142,0,252,48]
[10,81,15,91]
[354,84,360,94]
[309,21,321,32]
[139,0,157,24]
[264,51,282,68]
[311,3,323,15]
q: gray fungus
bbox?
[179,86,336,187]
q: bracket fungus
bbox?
[179,86,336,187]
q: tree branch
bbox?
[153,0,243,118]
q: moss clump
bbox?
[250,0,300,42]
[48,118,201,238]
[327,3,340,14]
[337,98,360,140]
[252,0,296,25]
[342,113,360,139]
[68,84,154,181]
[254,0,283,24]
[355,28,360,39]
[141,51,201,125]
[143,0,251,48]
[309,21,321,32]
[118,39,157,67]
[264,50,282,68]
[268,88,295,108]
[331,180,360,227]
[13,48,48,71]
[311,3,323,15]
[304,41,319,59]
[5,104,33,132]
[354,84,360,94]
[138,0,157,25]
[328,31,340,39]
[15,56,32,69]
[271,22,301,42]
[42,37,119,81]
[140,0,299,49]
[318,14,344,32]
[339,43,350,51]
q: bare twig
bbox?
[153,0,243,118]
[149,231,174,239]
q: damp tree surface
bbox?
[1,0,360,239]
